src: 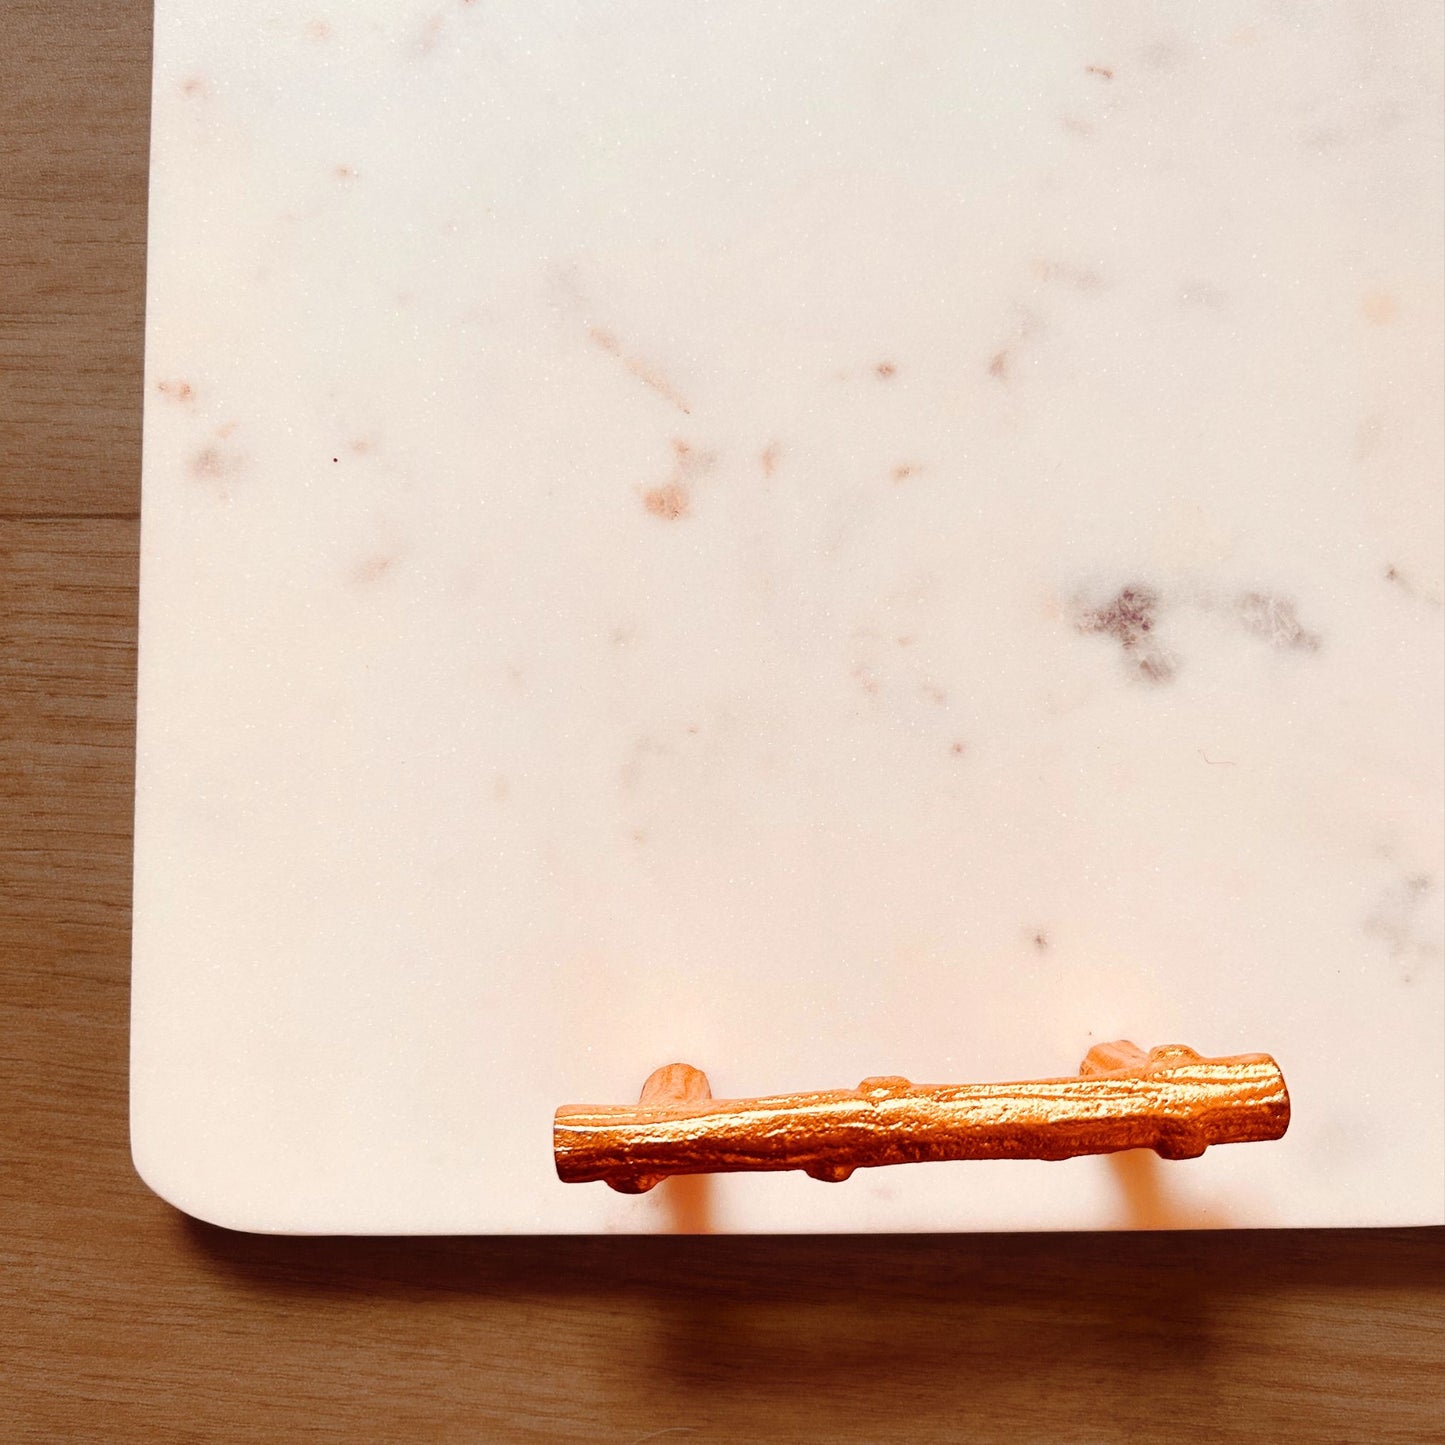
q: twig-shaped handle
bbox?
[553,1042,1290,1192]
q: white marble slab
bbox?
[131,1,1444,1233]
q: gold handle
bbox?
[553,1042,1290,1193]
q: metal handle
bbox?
[553,1041,1290,1192]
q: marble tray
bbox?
[130,2,1444,1234]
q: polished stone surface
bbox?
[132,2,1443,1232]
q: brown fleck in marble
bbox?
[1380,564,1434,604]
[1033,931,1049,950]
[1078,585,1159,649]
[335,164,358,181]
[920,682,948,705]
[852,663,881,697]
[950,741,967,757]
[643,481,690,521]
[157,380,195,403]
[875,362,897,379]
[352,553,396,585]
[641,438,711,520]
[896,634,918,648]
[307,19,332,40]
[190,446,244,482]
[760,442,781,478]
[891,462,920,482]
[180,76,208,98]
[1362,290,1399,326]
[988,349,1009,379]
[1236,592,1320,652]
[588,325,691,415]
[1076,585,1176,683]
[1085,64,1114,79]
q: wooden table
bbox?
[3,6,1441,1440]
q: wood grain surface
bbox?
[2,5,1442,1441]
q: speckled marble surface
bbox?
[131,2,1443,1233]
